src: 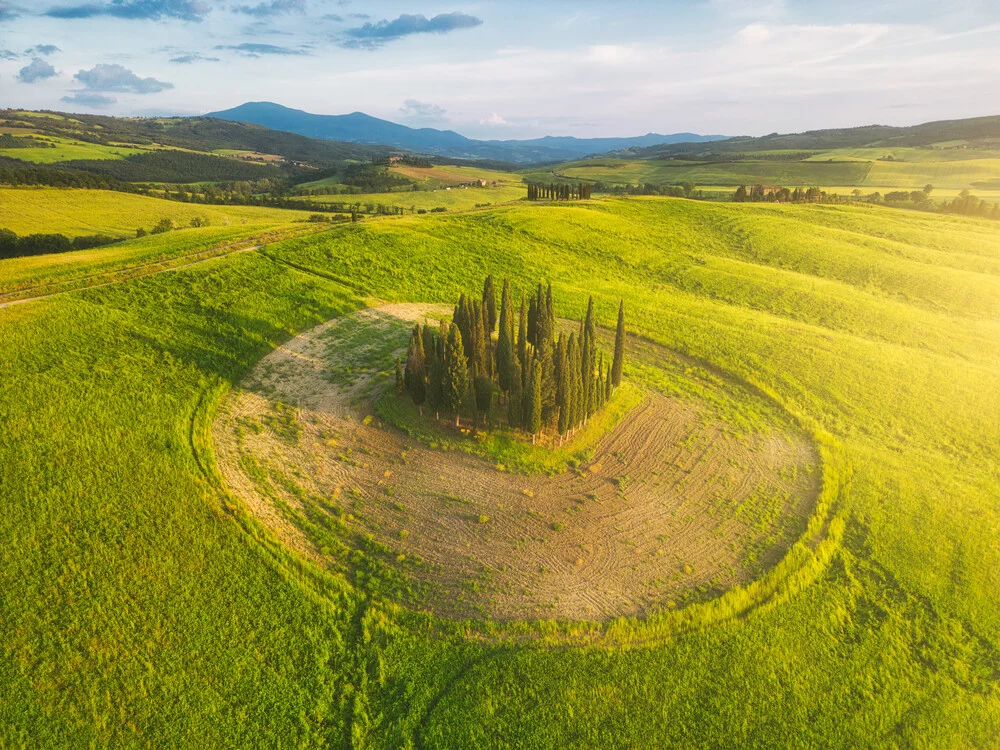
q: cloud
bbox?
[341,12,482,49]
[736,23,772,44]
[399,98,447,119]
[214,42,309,56]
[45,0,210,22]
[61,92,117,106]
[18,58,58,83]
[231,0,303,17]
[479,112,508,126]
[0,2,22,21]
[169,52,220,63]
[74,63,173,93]
[240,20,292,35]
[26,44,62,55]
[321,13,341,21]
[0,49,18,60]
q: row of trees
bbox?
[589,181,701,198]
[396,276,626,442]
[0,229,118,260]
[732,183,1000,220]
[527,183,592,201]
[733,185,827,202]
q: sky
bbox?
[1,0,999,140]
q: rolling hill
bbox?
[206,102,726,163]
[616,114,1000,159]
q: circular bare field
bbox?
[212,304,820,622]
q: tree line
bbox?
[0,229,119,260]
[590,181,701,198]
[732,183,1000,220]
[527,183,592,201]
[396,276,626,443]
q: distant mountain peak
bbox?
[205,102,727,164]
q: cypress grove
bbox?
[398,277,626,440]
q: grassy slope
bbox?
[531,150,1000,191]
[386,164,517,188]
[304,184,526,212]
[0,135,157,163]
[0,224,305,296]
[0,187,317,237]
[0,198,998,746]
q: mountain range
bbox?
[205,102,727,164]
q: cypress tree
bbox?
[445,325,469,427]
[517,294,529,389]
[461,296,476,360]
[405,325,426,413]
[545,283,555,341]
[581,297,596,417]
[527,292,538,347]
[605,363,613,402]
[496,282,514,393]
[453,293,466,346]
[474,375,494,427]
[394,357,404,395]
[557,339,570,437]
[508,360,523,429]
[479,300,493,378]
[421,323,436,368]
[426,327,445,419]
[527,360,542,443]
[482,275,497,334]
[537,282,553,360]
[611,299,625,388]
[499,279,514,339]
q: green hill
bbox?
[1,196,997,746]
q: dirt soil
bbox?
[212,304,819,622]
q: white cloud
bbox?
[736,23,772,44]
[479,112,508,126]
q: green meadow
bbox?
[0,187,319,237]
[0,134,160,163]
[304,183,525,212]
[0,197,998,746]
[529,150,1000,191]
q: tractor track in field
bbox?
[0,243,262,310]
[0,224,330,311]
[212,303,821,623]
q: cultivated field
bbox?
[304,183,525,212]
[530,149,1000,191]
[1,196,997,746]
[214,304,818,621]
[0,186,319,237]
[0,133,159,162]
[387,163,517,188]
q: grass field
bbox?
[0,134,158,163]
[0,224,313,298]
[530,150,1000,191]
[0,197,998,746]
[805,147,1000,162]
[0,187,319,237]
[525,158,872,187]
[387,163,517,189]
[305,183,526,212]
[295,163,521,196]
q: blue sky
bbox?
[1,0,998,139]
